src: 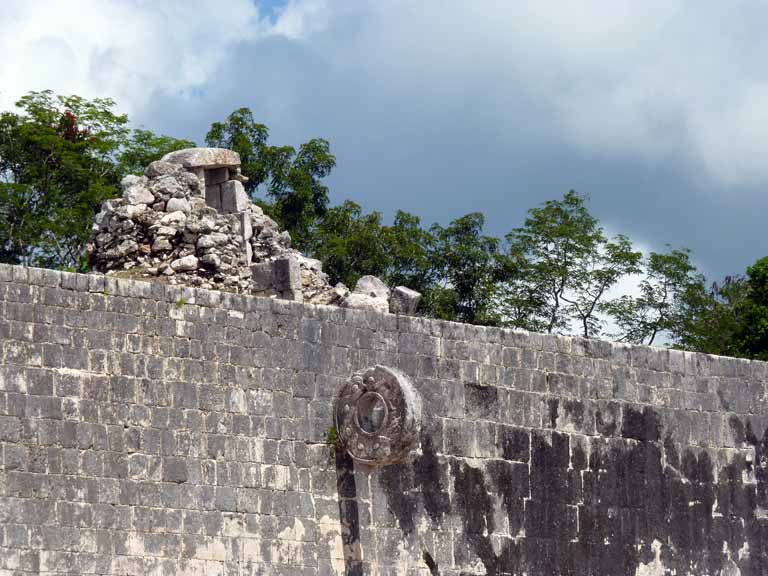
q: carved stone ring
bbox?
[334,365,422,465]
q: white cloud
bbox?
[0,0,264,115]
[270,0,330,40]
[260,0,768,189]
[4,0,768,190]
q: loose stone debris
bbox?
[89,148,420,313]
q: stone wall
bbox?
[0,263,767,575]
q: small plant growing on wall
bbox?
[325,425,342,462]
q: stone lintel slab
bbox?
[160,147,241,169]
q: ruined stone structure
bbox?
[89,148,421,316]
[1,263,767,575]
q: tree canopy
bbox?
[738,257,768,360]
[0,90,191,269]
[427,213,501,325]
[205,107,335,251]
[502,191,642,336]
[603,248,703,345]
[2,92,766,359]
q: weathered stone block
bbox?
[220,180,248,214]
[238,211,253,241]
[250,257,302,301]
[170,255,199,272]
[205,184,222,211]
[124,183,155,206]
[145,161,182,179]
[353,275,389,299]
[244,242,253,265]
[163,458,189,484]
[342,292,388,313]
[274,257,302,293]
[166,197,191,214]
[388,285,421,315]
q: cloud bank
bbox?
[2,0,768,279]
[0,0,262,114]
[275,0,768,189]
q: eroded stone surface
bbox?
[335,365,422,466]
[251,256,303,301]
[353,275,390,300]
[90,149,421,312]
[160,147,240,168]
[342,292,389,313]
[1,264,768,575]
[145,160,182,178]
[389,285,422,315]
[342,275,391,313]
[89,151,341,301]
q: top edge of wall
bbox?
[1,262,765,374]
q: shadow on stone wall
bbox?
[373,409,768,575]
[335,450,364,575]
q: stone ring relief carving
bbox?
[334,365,422,465]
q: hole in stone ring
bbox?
[356,391,388,434]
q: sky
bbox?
[1,0,767,282]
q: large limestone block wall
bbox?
[0,263,767,575]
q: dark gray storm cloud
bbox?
[4,0,768,280]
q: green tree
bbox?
[0,90,200,270]
[495,259,548,332]
[672,275,750,357]
[205,108,270,194]
[604,247,703,345]
[311,200,390,288]
[383,210,435,294]
[427,213,501,325]
[0,91,129,268]
[661,256,768,359]
[267,138,335,250]
[0,183,42,265]
[502,191,641,336]
[206,108,336,250]
[310,202,435,295]
[735,257,768,360]
[118,128,194,177]
[570,235,642,338]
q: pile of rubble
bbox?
[88,148,421,314]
